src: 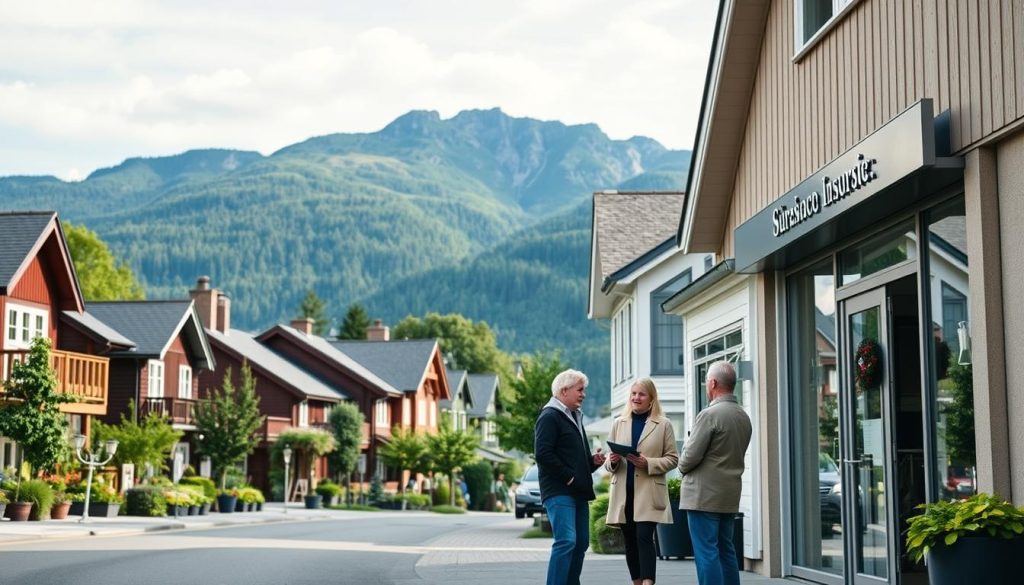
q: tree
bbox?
[943,360,975,466]
[93,400,183,476]
[63,222,145,301]
[392,313,514,393]
[494,350,565,455]
[425,420,478,505]
[337,303,371,340]
[379,426,428,497]
[194,362,265,489]
[297,289,329,335]
[0,337,73,475]
[276,427,335,491]
[326,402,364,488]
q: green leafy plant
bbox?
[589,493,624,553]
[379,426,428,498]
[905,493,1024,562]
[425,420,478,506]
[667,477,681,502]
[194,362,265,489]
[431,504,466,514]
[0,491,9,504]
[275,427,336,490]
[179,476,217,501]
[19,479,55,520]
[93,399,183,473]
[125,486,168,516]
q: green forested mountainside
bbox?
[0,109,689,414]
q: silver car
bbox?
[514,465,543,519]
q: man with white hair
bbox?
[678,360,752,585]
[534,368,606,585]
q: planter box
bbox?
[68,502,85,516]
[926,535,1024,584]
[656,508,743,566]
[188,505,200,516]
[89,502,121,518]
[167,504,188,517]
[199,502,211,515]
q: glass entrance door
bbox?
[840,287,896,584]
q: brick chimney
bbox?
[291,317,314,335]
[190,276,218,331]
[216,293,231,334]
[367,319,389,341]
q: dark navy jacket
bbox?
[534,403,600,502]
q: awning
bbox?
[476,446,514,463]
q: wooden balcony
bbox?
[260,416,293,442]
[140,396,198,426]
[1,349,108,415]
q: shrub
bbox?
[177,484,211,505]
[19,479,55,520]
[589,493,625,554]
[667,477,681,502]
[594,477,610,495]
[126,486,168,517]
[905,493,1024,562]
[90,482,124,504]
[433,480,451,506]
[0,491,8,504]
[316,480,344,501]
[179,476,217,500]
[463,461,493,510]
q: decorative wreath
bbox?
[855,338,882,390]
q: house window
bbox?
[693,327,744,411]
[298,401,309,427]
[4,303,47,349]
[651,269,692,375]
[795,0,855,49]
[704,255,714,272]
[375,400,388,426]
[613,301,634,384]
[147,360,165,399]
[178,365,192,399]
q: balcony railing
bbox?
[140,396,197,426]
[1,349,108,414]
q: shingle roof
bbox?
[441,368,469,410]
[0,212,55,293]
[331,339,438,393]
[593,192,685,283]
[466,373,500,418]
[206,328,347,402]
[86,301,214,369]
[270,325,400,396]
[61,310,136,349]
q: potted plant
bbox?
[655,477,693,559]
[88,482,123,517]
[905,492,1024,584]
[50,492,71,520]
[216,488,238,514]
[20,478,55,521]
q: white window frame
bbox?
[793,0,857,58]
[428,400,436,427]
[4,303,48,350]
[298,400,309,427]
[178,365,192,399]
[692,325,744,412]
[612,300,634,384]
[147,360,165,399]
[375,399,388,426]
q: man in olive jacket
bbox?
[678,361,752,585]
[535,369,605,585]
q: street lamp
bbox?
[73,434,118,523]
[282,446,292,514]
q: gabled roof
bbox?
[441,368,471,410]
[331,339,438,393]
[86,301,214,370]
[677,0,772,252]
[60,310,137,350]
[466,373,500,418]
[588,191,685,318]
[0,211,84,310]
[257,325,400,396]
[206,328,347,402]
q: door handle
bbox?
[841,458,862,465]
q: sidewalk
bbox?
[0,502,333,544]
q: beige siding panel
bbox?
[719,0,1024,251]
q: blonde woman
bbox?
[604,378,679,585]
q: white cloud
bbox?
[0,0,717,179]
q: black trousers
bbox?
[624,491,658,582]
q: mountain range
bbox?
[0,108,689,416]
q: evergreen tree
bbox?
[326,402,364,487]
[194,362,265,489]
[337,303,371,340]
[63,222,145,301]
[425,420,479,506]
[0,337,73,474]
[93,400,183,474]
[494,350,565,455]
[297,289,329,335]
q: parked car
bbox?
[514,464,543,519]
[946,466,975,499]
[819,453,841,536]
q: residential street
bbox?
[0,507,789,585]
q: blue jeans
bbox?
[687,510,739,585]
[543,495,590,585]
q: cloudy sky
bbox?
[0,1,718,180]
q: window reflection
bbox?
[788,259,843,575]
[927,196,975,500]
[839,218,917,286]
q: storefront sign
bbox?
[734,99,963,272]
[772,154,878,237]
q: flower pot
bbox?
[188,505,200,516]
[167,504,187,517]
[0,503,6,519]
[88,502,121,518]
[49,501,71,520]
[216,494,237,513]
[304,494,323,509]
[235,499,247,512]
[199,502,211,515]
[656,507,693,559]
[68,502,85,516]
[6,502,32,522]
[926,535,1024,584]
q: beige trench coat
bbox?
[603,413,679,526]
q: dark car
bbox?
[514,464,543,519]
[819,453,841,536]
